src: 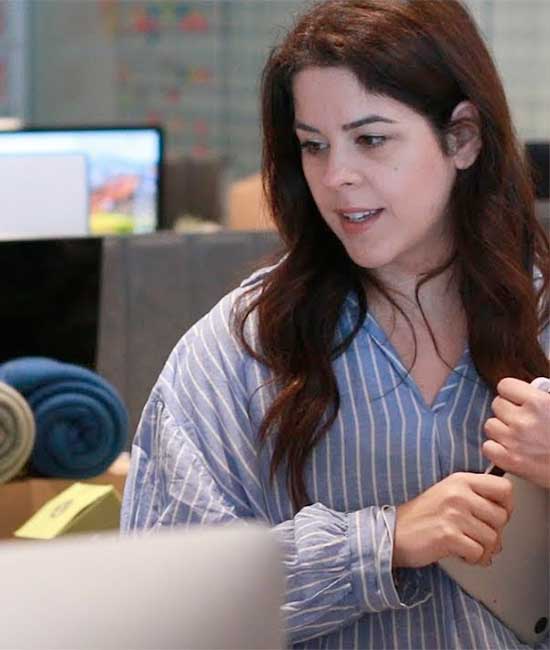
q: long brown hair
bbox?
[233,0,550,512]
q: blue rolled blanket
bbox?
[0,357,128,478]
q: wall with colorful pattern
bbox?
[1,0,548,180]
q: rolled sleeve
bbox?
[348,505,432,612]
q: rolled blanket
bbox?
[0,358,128,478]
[0,382,35,484]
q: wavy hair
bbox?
[233,0,550,511]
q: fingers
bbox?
[470,492,509,530]
[491,395,519,426]
[437,474,510,566]
[486,386,550,484]
[492,381,550,426]
[483,416,510,446]
[462,511,501,565]
[496,377,550,405]
[483,440,549,487]
[496,377,531,405]
[445,515,502,566]
[468,473,514,516]
[483,418,512,467]
[448,534,484,565]
[446,530,501,567]
[396,473,514,569]
[482,439,514,473]
[477,534,503,567]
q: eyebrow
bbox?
[294,115,396,133]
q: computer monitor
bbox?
[0,153,88,239]
[0,237,102,370]
[0,523,285,650]
[0,126,164,234]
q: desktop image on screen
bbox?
[0,126,164,235]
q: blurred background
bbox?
[1,0,548,233]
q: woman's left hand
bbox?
[483,377,550,489]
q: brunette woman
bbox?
[122,1,549,647]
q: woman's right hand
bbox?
[393,472,513,569]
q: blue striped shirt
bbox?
[121,265,549,649]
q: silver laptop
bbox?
[0,523,285,649]
[440,472,549,646]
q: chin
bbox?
[344,246,389,271]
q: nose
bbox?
[322,150,363,189]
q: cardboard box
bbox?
[227,172,275,230]
[0,456,128,540]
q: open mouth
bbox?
[339,208,384,224]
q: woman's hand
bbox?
[483,378,550,489]
[393,472,513,569]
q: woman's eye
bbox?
[358,135,386,148]
[299,140,327,155]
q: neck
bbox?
[366,260,461,321]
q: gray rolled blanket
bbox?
[0,381,35,484]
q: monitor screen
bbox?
[0,127,164,235]
[0,237,102,370]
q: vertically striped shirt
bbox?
[121,265,549,650]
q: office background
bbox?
[1,0,549,182]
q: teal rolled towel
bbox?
[0,357,128,479]
[0,382,36,484]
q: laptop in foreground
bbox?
[0,523,285,649]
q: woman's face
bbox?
[292,66,459,276]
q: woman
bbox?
[121,1,549,647]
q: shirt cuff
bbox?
[348,505,432,613]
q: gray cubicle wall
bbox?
[96,231,281,440]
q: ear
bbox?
[446,101,482,170]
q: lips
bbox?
[337,208,384,224]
